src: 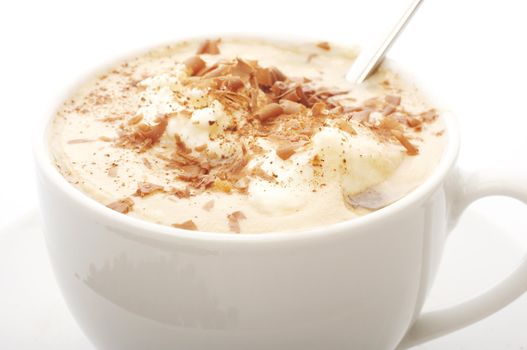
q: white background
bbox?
[1,0,527,349]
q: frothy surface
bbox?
[50,38,445,233]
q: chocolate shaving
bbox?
[307,53,318,62]
[314,90,348,99]
[346,189,390,210]
[385,95,401,106]
[227,211,246,233]
[213,90,251,109]
[195,144,208,152]
[251,165,276,182]
[255,67,275,88]
[119,116,168,150]
[134,182,164,197]
[193,174,215,189]
[391,130,419,155]
[276,144,297,160]
[280,100,303,114]
[351,110,371,122]
[178,164,204,181]
[406,116,422,128]
[233,178,250,193]
[254,103,283,122]
[213,179,233,193]
[183,56,206,76]
[128,115,143,125]
[316,41,331,51]
[379,117,403,131]
[174,134,192,154]
[421,109,438,122]
[270,81,289,97]
[201,64,228,78]
[281,85,306,103]
[330,106,344,114]
[229,58,255,81]
[106,197,134,214]
[363,97,381,108]
[217,76,245,92]
[170,186,191,198]
[382,105,396,116]
[196,39,221,55]
[67,138,95,144]
[172,220,198,231]
[311,102,326,116]
[99,115,124,123]
[337,120,357,135]
[271,67,287,81]
[142,158,152,169]
[255,66,287,88]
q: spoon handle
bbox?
[346,0,424,84]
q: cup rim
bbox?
[33,36,460,243]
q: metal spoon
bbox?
[346,0,424,84]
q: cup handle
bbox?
[397,168,527,349]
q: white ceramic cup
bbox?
[34,39,527,350]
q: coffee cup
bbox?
[34,37,527,350]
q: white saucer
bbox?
[1,201,526,350]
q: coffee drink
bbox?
[50,38,445,233]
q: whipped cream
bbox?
[132,66,405,216]
[136,65,188,123]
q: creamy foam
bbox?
[50,38,445,233]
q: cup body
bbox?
[36,162,454,350]
[34,39,459,350]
